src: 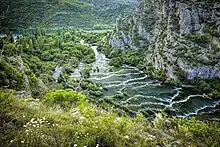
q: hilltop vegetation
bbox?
[0,0,138,30]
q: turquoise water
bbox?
[73,44,220,119]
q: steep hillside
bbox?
[0,0,138,30]
[107,0,220,97]
[93,0,139,24]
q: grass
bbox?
[1,89,220,147]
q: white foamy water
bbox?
[70,40,220,119]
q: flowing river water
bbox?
[72,41,220,119]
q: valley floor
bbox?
[0,28,220,147]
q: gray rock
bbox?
[52,66,63,82]
[109,0,220,83]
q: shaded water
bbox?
[72,42,220,118]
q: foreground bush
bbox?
[0,89,220,147]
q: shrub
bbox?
[0,60,24,89]
[43,89,86,108]
[109,57,123,67]
[196,80,212,93]
[171,117,220,146]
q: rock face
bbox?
[110,0,220,83]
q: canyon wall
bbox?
[110,0,220,84]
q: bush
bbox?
[122,50,143,66]
[41,51,54,61]
[43,89,86,108]
[196,80,212,93]
[109,57,123,67]
[0,90,14,115]
[171,117,220,146]
[0,60,24,89]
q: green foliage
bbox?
[2,0,130,29]
[154,69,166,81]
[80,80,96,90]
[171,117,220,146]
[122,50,144,66]
[0,60,24,90]
[0,89,220,147]
[0,29,101,99]
[153,113,166,129]
[209,90,220,99]
[4,43,22,56]
[44,89,86,108]
[196,80,212,93]
[81,65,92,79]
[184,33,211,47]
[203,22,220,38]
[109,57,123,67]
[41,51,54,61]
[101,45,145,69]
[0,90,14,115]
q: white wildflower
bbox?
[30,118,35,122]
[96,144,99,147]
[21,141,24,143]
[124,135,129,139]
[74,144,77,147]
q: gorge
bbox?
[0,0,220,146]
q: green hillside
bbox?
[0,0,138,30]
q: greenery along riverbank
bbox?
[98,39,220,100]
[0,28,107,98]
[0,28,220,146]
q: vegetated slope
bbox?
[1,89,220,147]
[0,0,138,30]
[0,17,219,147]
[0,28,106,98]
[93,0,139,24]
[105,0,220,98]
[0,0,95,29]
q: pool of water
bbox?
[72,42,220,119]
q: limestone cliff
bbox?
[110,0,220,84]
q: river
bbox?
[72,41,220,119]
